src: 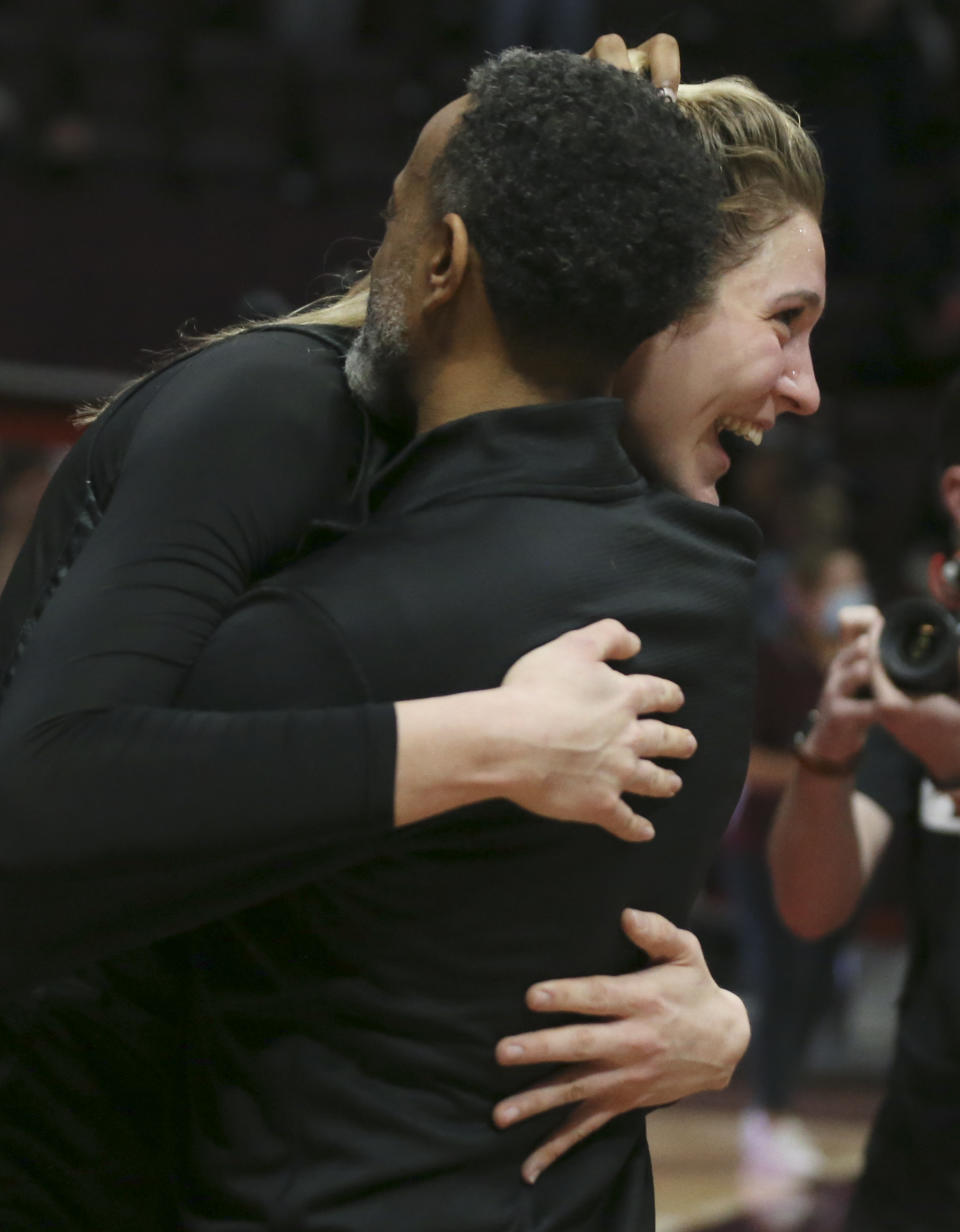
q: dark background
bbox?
[0,0,958,596]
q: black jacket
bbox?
[174,398,761,1231]
[0,325,398,1231]
[0,325,397,992]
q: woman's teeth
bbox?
[716,416,763,447]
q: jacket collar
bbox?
[368,397,646,517]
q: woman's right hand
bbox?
[494,908,749,1182]
[584,32,681,101]
[394,620,694,841]
[799,606,880,767]
[496,620,695,841]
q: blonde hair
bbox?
[74,276,371,425]
[79,76,822,424]
[214,274,371,337]
[676,76,824,290]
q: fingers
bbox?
[498,1020,613,1068]
[628,673,684,715]
[838,604,881,647]
[864,618,907,707]
[619,907,699,964]
[631,717,696,760]
[523,971,642,1019]
[822,638,877,717]
[564,618,640,664]
[829,638,873,693]
[583,32,631,71]
[803,639,878,764]
[493,1060,603,1124]
[520,1104,614,1184]
[631,32,680,99]
[629,758,682,799]
[870,664,907,709]
[586,794,656,842]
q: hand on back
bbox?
[500,620,696,842]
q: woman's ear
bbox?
[423,213,470,312]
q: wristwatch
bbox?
[791,709,861,776]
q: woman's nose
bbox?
[776,348,820,417]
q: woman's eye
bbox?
[774,306,803,328]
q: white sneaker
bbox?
[739,1109,826,1181]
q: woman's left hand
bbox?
[584,32,681,100]
[493,907,749,1183]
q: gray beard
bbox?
[344,270,416,433]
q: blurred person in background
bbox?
[724,545,871,1192]
[769,374,960,1231]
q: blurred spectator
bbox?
[722,546,872,1198]
[723,418,852,639]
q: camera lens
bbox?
[879,597,960,695]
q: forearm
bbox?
[768,768,884,938]
[394,690,523,825]
[746,745,795,794]
[0,701,396,990]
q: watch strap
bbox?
[792,710,861,777]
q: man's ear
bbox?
[422,213,470,312]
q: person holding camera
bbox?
[768,384,960,1231]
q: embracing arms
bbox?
[0,330,690,987]
[494,908,749,1182]
[396,620,689,840]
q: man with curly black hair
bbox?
[345,47,720,430]
[163,49,758,1231]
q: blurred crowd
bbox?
[0,0,956,384]
[0,1,956,389]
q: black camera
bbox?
[879,596,960,695]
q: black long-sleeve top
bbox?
[173,400,761,1232]
[855,728,960,1182]
[0,324,398,993]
